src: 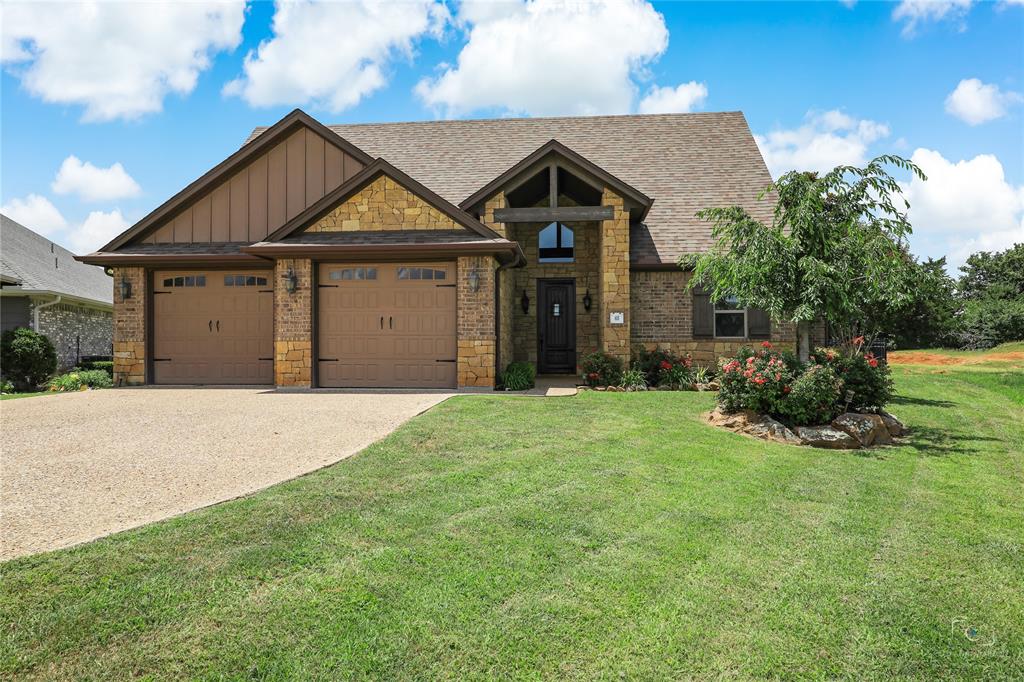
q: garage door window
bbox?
[224,275,268,287]
[162,275,206,287]
[329,267,377,281]
[397,267,447,281]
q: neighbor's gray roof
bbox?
[0,214,113,306]
[248,111,775,265]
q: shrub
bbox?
[1,379,13,394]
[956,298,1024,350]
[80,359,114,378]
[717,342,799,415]
[633,347,688,386]
[659,363,693,390]
[619,368,648,391]
[49,369,113,392]
[501,362,536,391]
[775,364,843,426]
[1,328,57,391]
[810,347,893,412]
[580,351,623,387]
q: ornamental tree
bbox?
[685,155,925,360]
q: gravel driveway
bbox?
[1,388,451,560]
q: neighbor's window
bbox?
[714,295,747,338]
[538,222,574,263]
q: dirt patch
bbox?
[888,351,1024,366]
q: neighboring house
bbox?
[2,214,114,369]
[80,109,813,389]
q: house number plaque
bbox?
[609,312,624,324]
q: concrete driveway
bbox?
[1,388,451,560]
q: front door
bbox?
[537,279,576,374]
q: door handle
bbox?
[216,320,220,332]
[389,316,393,329]
[209,320,213,332]
[380,316,384,329]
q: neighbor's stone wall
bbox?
[306,175,460,232]
[599,188,631,364]
[456,255,496,388]
[112,266,146,385]
[274,258,312,387]
[36,302,113,370]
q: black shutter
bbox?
[692,285,713,338]
[748,308,771,339]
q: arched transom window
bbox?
[538,222,574,263]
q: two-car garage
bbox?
[149,262,458,388]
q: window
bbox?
[538,222,574,263]
[397,267,446,281]
[223,274,268,287]
[714,295,747,338]
[162,275,206,287]
[328,267,377,281]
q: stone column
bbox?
[599,188,631,364]
[273,258,312,388]
[112,266,146,386]
[480,191,513,374]
[456,255,496,388]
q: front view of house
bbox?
[81,109,801,389]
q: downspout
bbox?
[33,295,62,332]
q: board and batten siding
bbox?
[144,127,365,245]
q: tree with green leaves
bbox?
[685,155,925,360]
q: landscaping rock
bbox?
[832,413,892,447]
[879,410,906,437]
[707,408,762,430]
[708,409,802,445]
[794,425,860,449]
[706,381,721,391]
[745,416,803,445]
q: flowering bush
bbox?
[580,351,623,387]
[774,364,843,426]
[48,369,113,392]
[809,347,893,412]
[717,342,799,415]
[633,347,691,387]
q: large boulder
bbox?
[879,410,906,438]
[745,416,803,445]
[832,413,893,447]
[707,408,762,430]
[794,425,860,449]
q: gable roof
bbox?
[1,214,113,306]
[247,111,775,265]
[102,109,374,252]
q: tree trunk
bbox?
[797,321,811,362]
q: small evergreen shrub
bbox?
[501,362,536,391]
[1,327,57,391]
[580,351,623,387]
[775,364,843,426]
[80,359,114,378]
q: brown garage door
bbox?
[317,263,456,388]
[153,270,274,384]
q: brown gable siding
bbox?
[144,127,364,245]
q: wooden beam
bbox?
[549,163,558,209]
[493,206,614,222]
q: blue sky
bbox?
[2,0,1022,270]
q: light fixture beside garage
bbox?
[467,267,480,293]
[521,289,530,314]
[582,289,592,312]
[119,276,132,301]
[285,267,298,294]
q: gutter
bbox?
[32,294,62,331]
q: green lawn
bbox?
[0,391,50,401]
[2,366,1022,679]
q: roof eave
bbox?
[75,252,270,267]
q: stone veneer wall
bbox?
[599,188,631,364]
[36,302,113,370]
[482,193,514,374]
[112,266,146,385]
[456,255,496,388]
[306,175,460,232]
[274,258,312,387]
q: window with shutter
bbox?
[747,308,771,339]
[692,285,714,338]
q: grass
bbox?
[0,391,50,401]
[2,365,1022,679]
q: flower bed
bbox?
[581,349,718,392]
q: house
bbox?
[2,214,114,369]
[79,109,804,389]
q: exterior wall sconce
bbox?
[467,268,480,293]
[582,289,592,312]
[521,289,530,314]
[285,267,298,294]
[119,276,132,301]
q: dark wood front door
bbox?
[537,279,576,374]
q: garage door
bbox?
[317,263,456,388]
[153,270,274,384]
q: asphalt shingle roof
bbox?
[1,214,113,305]
[248,111,775,265]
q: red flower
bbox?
[853,336,865,347]
[659,360,673,370]
[761,341,773,349]
[783,385,791,394]
[752,376,766,385]
[775,373,781,381]
[587,372,599,379]
[743,369,754,378]
[868,358,879,368]
[683,357,693,368]
[746,356,755,365]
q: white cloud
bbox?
[65,209,131,254]
[945,78,1022,125]
[900,148,1024,270]
[224,0,447,112]
[51,156,141,202]
[415,0,669,117]
[638,81,708,114]
[754,110,890,178]
[891,0,973,37]
[1,1,245,121]
[0,194,67,235]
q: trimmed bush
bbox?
[501,362,536,391]
[1,328,57,391]
[580,351,623,387]
[775,364,843,426]
[718,343,800,415]
[80,359,114,378]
